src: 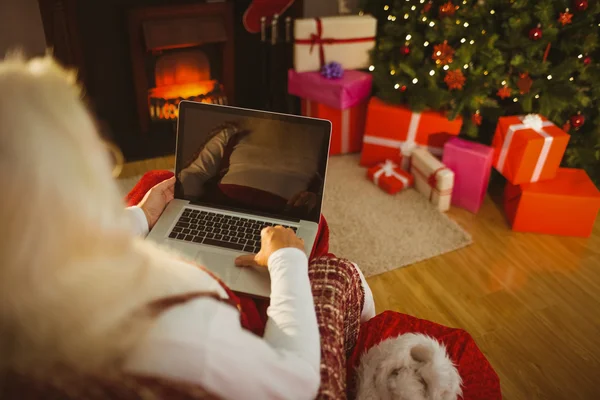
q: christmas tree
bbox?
[360,0,600,184]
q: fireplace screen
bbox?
[148,49,227,120]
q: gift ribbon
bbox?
[363,135,444,157]
[373,159,410,189]
[411,164,452,201]
[295,18,376,67]
[496,114,555,182]
[305,99,351,153]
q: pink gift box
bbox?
[288,69,372,110]
[442,138,493,213]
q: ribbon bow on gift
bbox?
[373,160,410,188]
[496,114,555,182]
[295,18,376,67]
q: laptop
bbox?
[146,100,331,297]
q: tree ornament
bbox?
[400,45,411,56]
[444,69,466,90]
[543,43,551,62]
[422,1,433,13]
[471,111,482,126]
[432,41,455,65]
[562,121,571,131]
[558,9,573,26]
[584,56,592,65]
[400,85,407,92]
[497,85,512,99]
[573,0,588,11]
[517,73,533,94]
[529,25,543,41]
[570,112,585,128]
[439,1,458,17]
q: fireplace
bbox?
[128,2,234,133]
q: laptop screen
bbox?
[175,101,331,223]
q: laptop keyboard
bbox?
[168,208,297,253]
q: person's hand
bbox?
[138,177,176,229]
[235,226,304,268]
[285,191,317,212]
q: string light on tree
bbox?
[429,21,435,27]
[394,83,400,89]
[461,38,466,43]
[424,41,430,47]
[422,16,428,22]
[513,97,518,102]
[490,9,495,14]
[412,78,419,84]
[535,94,540,99]
[369,65,375,71]
[463,64,469,69]
[384,5,389,10]
[443,65,450,70]
[547,74,552,80]
[569,77,574,81]
[464,22,469,27]
[470,40,475,44]
[411,5,416,11]
[404,13,409,19]
[390,69,396,75]
[429,70,435,76]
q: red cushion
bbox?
[347,311,502,400]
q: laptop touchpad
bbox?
[195,250,242,284]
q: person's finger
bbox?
[234,254,259,267]
[154,177,176,193]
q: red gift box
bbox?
[367,159,414,194]
[504,168,600,237]
[492,114,570,185]
[301,99,367,155]
[360,97,463,169]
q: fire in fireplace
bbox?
[148,49,227,121]
[128,2,234,133]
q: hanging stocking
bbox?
[243,0,297,33]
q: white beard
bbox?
[356,333,462,400]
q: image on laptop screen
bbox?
[175,103,331,223]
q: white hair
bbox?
[0,54,201,374]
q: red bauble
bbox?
[584,56,592,65]
[400,85,407,92]
[570,113,585,128]
[400,45,411,56]
[573,0,588,11]
[529,26,543,41]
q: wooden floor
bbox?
[121,156,600,399]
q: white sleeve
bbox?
[124,248,320,400]
[126,206,149,237]
[178,128,236,197]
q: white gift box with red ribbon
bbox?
[294,15,377,73]
[410,148,454,212]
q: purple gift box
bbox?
[442,138,494,213]
[288,69,372,110]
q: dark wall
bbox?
[0,0,46,56]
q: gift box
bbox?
[492,114,570,185]
[301,98,367,155]
[367,159,414,194]
[288,69,372,110]
[360,97,463,169]
[410,148,454,212]
[443,138,494,213]
[294,15,376,73]
[504,168,600,237]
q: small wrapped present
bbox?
[492,114,570,185]
[504,168,600,237]
[360,98,462,169]
[294,15,376,73]
[367,159,414,194]
[443,138,494,213]
[410,148,454,212]
[291,70,371,156]
[288,69,372,110]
